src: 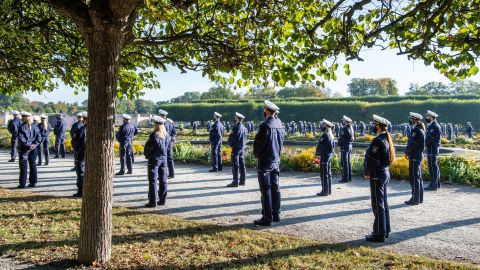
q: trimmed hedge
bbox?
[162,99,480,126]
[190,94,480,104]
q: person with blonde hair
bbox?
[37,114,52,166]
[364,115,395,242]
[314,119,335,196]
[144,116,171,207]
[404,112,426,205]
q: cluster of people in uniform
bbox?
[2,101,463,243]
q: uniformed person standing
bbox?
[208,112,225,172]
[447,123,454,141]
[7,110,21,162]
[425,110,441,191]
[315,119,334,196]
[115,114,138,175]
[227,112,248,187]
[53,113,67,158]
[338,115,354,183]
[70,113,84,171]
[404,112,426,205]
[466,122,474,139]
[158,110,177,179]
[37,115,52,166]
[72,112,87,197]
[364,114,395,242]
[17,112,41,188]
[253,100,284,226]
[144,116,171,207]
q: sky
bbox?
[25,47,480,104]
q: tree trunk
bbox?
[77,15,123,264]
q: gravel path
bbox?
[0,150,479,265]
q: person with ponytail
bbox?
[37,115,52,166]
[315,119,335,196]
[364,114,395,242]
[404,112,426,205]
[144,116,171,207]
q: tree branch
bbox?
[41,0,91,29]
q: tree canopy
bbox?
[347,78,399,96]
[407,80,480,95]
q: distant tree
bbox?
[277,83,327,98]
[134,99,155,114]
[245,85,277,99]
[115,98,136,114]
[200,86,239,100]
[0,92,29,111]
[406,81,450,95]
[170,91,202,103]
[54,101,68,113]
[347,78,399,96]
[450,80,480,95]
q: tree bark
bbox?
[77,14,123,264]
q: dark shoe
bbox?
[17,185,25,189]
[227,182,239,187]
[54,156,59,159]
[208,168,218,172]
[253,219,271,227]
[317,192,328,196]
[405,200,419,205]
[144,203,156,208]
[239,182,245,186]
[365,235,385,242]
[44,162,49,166]
[126,171,133,175]
[167,175,174,179]
[425,186,437,191]
[72,193,82,197]
[70,167,76,171]
[218,168,223,171]
[338,180,348,183]
[27,183,36,187]
[157,201,166,206]
[8,159,15,162]
[37,163,42,167]
[115,171,125,176]
[272,215,280,222]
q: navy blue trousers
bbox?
[167,142,174,177]
[231,150,246,184]
[10,136,18,160]
[119,142,133,172]
[211,142,222,170]
[341,145,352,181]
[147,158,168,206]
[257,166,281,223]
[19,148,38,187]
[319,154,332,195]
[54,136,65,158]
[75,157,85,195]
[369,168,391,238]
[427,147,441,189]
[408,158,424,203]
[38,139,50,165]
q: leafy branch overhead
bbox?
[1,0,478,96]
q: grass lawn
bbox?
[0,188,477,269]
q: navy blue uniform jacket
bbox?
[8,118,21,138]
[337,125,353,150]
[228,123,247,152]
[54,119,67,137]
[405,125,425,159]
[144,132,171,161]
[209,121,224,143]
[116,122,138,144]
[18,123,41,154]
[364,133,391,176]
[253,117,284,169]
[315,132,334,156]
[425,121,441,149]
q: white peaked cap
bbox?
[264,100,279,111]
[342,115,353,123]
[372,114,391,126]
[158,109,168,116]
[40,114,48,119]
[33,115,39,121]
[153,116,165,124]
[409,112,423,120]
[167,118,173,123]
[321,119,334,127]
[122,114,131,120]
[76,112,83,117]
[21,111,32,117]
[426,110,438,118]
[235,112,245,119]
[214,112,222,118]
[82,111,88,118]
[11,110,20,115]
